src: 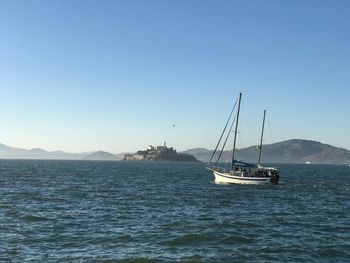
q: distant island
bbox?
[123,143,198,162]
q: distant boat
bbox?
[305,161,311,164]
[206,93,279,185]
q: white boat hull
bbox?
[213,170,272,185]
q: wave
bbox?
[100,258,160,263]
[166,233,212,246]
[20,214,49,222]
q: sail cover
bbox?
[232,160,257,168]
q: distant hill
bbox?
[1,139,349,163]
[0,143,123,160]
[83,151,120,160]
[182,139,350,164]
[0,143,82,159]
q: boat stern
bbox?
[270,171,279,184]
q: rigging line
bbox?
[240,102,252,149]
[257,109,266,165]
[215,114,237,165]
[265,114,275,143]
[209,98,238,163]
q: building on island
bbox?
[123,142,198,162]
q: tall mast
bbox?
[231,92,242,170]
[257,109,266,165]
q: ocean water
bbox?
[0,160,349,262]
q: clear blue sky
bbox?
[1,0,349,153]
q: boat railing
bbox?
[206,163,230,173]
[207,163,279,178]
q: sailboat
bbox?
[206,92,279,185]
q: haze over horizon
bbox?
[1,0,349,153]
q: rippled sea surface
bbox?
[1,160,349,262]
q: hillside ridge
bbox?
[182,139,350,164]
[0,139,349,163]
